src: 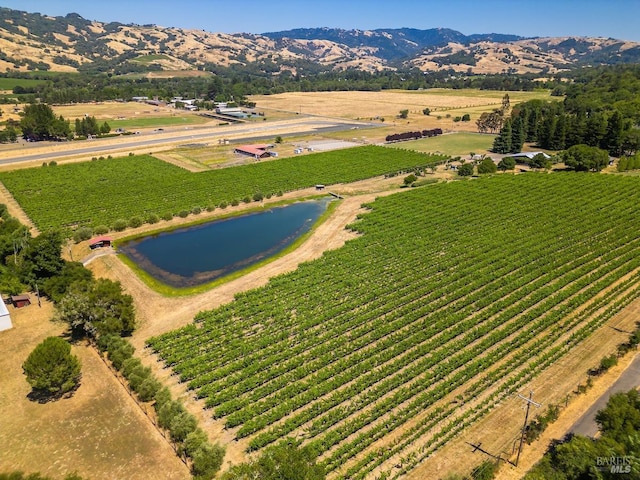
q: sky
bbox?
[2,0,640,41]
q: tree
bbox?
[477,157,497,174]
[55,278,135,338]
[423,108,431,116]
[595,389,640,445]
[562,144,609,172]
[529,153,552,170]
[399,109,409,119]
[19,231,65,287]
[191,442,226,479]
[41,261,93,303]
[457,163,474,176]
[22,337,81,398]
[403,174,418,186]
[492,119,512,153]
[497,157,516,172]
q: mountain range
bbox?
[2,7,640,76]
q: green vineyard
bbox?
[147,173,640,478]
[0,146,443,231]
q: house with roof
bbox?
[0,300,11,331]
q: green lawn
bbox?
[110,115,210,129]
[385,132,496,157]
[131,54,172,64]
[0,77,47,90]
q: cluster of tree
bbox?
[617,153,640,172]
[20,103,71,141]
[385,128,443,143]
[0,205,67,295]
[491,65,640,156]
[74,116,110,137]
[525,389,640,479]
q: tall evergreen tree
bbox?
[492,119,512,154]
[511,116,525,153]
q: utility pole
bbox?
[516,391,541,467]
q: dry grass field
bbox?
[0,301,190,480]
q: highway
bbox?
[0,117,374,166]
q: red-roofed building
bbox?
[89,236,112,249]
[234,145,272,160]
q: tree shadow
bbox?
[26,379,81,404]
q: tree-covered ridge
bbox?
[148,173,640,478]
[491,65,640,156]
[0,146,445,232]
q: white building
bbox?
[0,301,12,332]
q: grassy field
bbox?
[0,301,190,479]
[251,89,553,121]
[148,173,640,479]
[386,132,496,157]
[0,146,445,231]
[132,54,173,64]
[0,77,47,90]
[109,115,210,129]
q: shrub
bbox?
[112,219,128,231]
[265,193,272,199]
[191,206,201,215]
[146,213,159,224]
[231,199,239,207]
[73,226,93,243]
[128,216,143,228]
[161,212,173,221]
[218,201,228,209]
[94,225,109,235]
[242,196,251,204]
[253,192,264,202]
[178,210,189,218]
[49,161,57,167]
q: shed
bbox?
[11,294,30,308]
[0,300,11,331]
[89,236,112,249]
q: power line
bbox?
[515,391,541,467]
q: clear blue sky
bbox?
[2,0,639,41]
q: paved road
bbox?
[568,352,640,437]
[0,117,374,166]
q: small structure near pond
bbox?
[89,236,112,249]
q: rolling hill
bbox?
[1,7,639,76]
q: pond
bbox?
[119,198,332,288]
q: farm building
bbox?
[234,145,272,160]
[507,152,551,161]
[89,236,112,249]
[11,294,30,308]
[0,300,11,331]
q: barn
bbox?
[0,300,11,331]
[89,236,112,249]
[233,145,272,160]
[11,294,30,308]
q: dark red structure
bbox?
[89,236,112,249]
[11,294,30,308]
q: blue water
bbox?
[119,199,331,288]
